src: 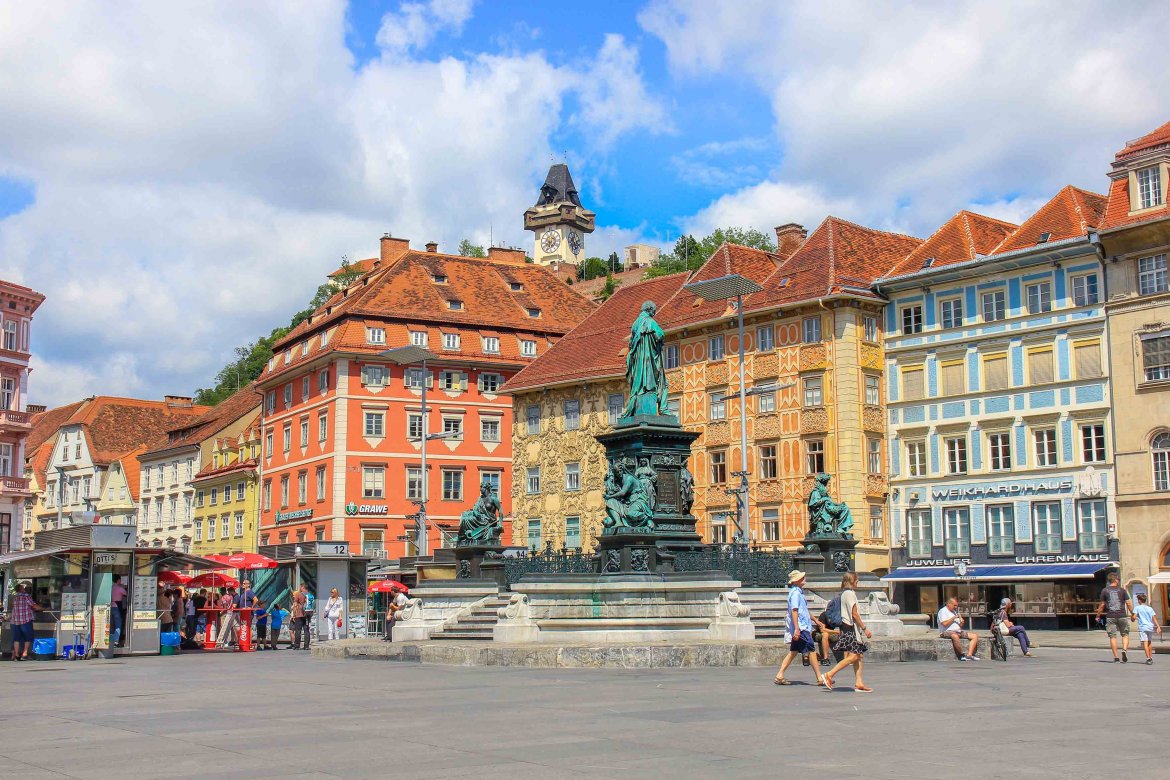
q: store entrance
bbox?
[92,552,132,654]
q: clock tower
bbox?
[524,163,595,267]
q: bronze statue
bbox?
[679,466,694,514]
[622,301,669,418]
[603,460,654,531]
[807,473,854,538]
[635,458,658,513]
[457,480,503,546]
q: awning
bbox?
[1147,572,1170,585]
[882,562,1115,582]
[0,546,72,566]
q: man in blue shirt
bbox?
[774,570,824,686]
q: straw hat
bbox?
[787,569,806,585]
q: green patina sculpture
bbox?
[457,480,503,546]
[807,473,854,538]
[603,460,655,532]
[622,301,669,418]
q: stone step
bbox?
[431,632,493,641]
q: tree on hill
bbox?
[458,239,487,258]
[645,227,777,279]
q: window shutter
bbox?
[426,372,434,389]
[903,368,925,401]
[477,374,485,392]
[360,365,370,386]
[1029,350,1054,384]
[1074,341,1102,378]
[460,372,469,391]
[984,355,1008,390]
[942,361,964,395]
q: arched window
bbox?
[1153,432,1170,492]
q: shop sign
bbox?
[275,508,313,523]
[345,502,388,516]
[94,552,117,566]
[930,478,1073,502]
[1014,553,1110,564]
[905,558,969,567]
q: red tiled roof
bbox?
[572,267,648,300]
[192,457,258,483]
[328,257,377,279]
[28,401,85,455]
[141,383,261,458]
[883,211,1017,279]
[1116,120,1170,160]
[116,444,148,502]
[994,186,1107,253]
[1102,121,1170,231]
[72,397,210,465]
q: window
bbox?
[901,305,922,335]
[982,290,1006,322]
[1033,502,1062,553]
[233,512,243,537]
[2,320,16,351]
[208,516,217,539]
[709,392,726,421]
[866,438,881,474]
[264,429,273,458]
[863,315,878,342]
[759,444,777,479]
[1077,499,1107,553]
[364,412,384,438]
[526,307,541,318]
[443,333,460,351]
[283,385,292,407]
[756,390,776,413]
[902,367,925,400]
[865,375,880,406]
[520,339,537,357]
[266,391,276,414]
[987,505,1014,555]
[940,298,963,329]
[945,436,967,475]
[667,397,680,418]
[756,326,774,352]
[527,519,542,550]
[806,439,825,474]
[406,467,423,501]
[563,400,580,431]
[221,514,230,539]
[1142,334,1170,381]
[410,330,428,347]
[1026,282,1052,315]
[803,376,823,407]
[1153,432,1170,491]
[405,368,429,389]
[1074,340,1103,378]
[988,432,1012,471]
[236,481,246,501]
[665,343,680,369]
[195,490,205,508]
[194,521,202,542]
[279,476,289,507]
[565,516,581,549]
[906,440,926,477]
[708,335,725,360]
[439,370,464,391]
[526,467,541,494]
[262,480,271,511]
[301,376,310,401]
[607,394,624,425]
[1034,429,1057,467]
[1081,423,1106,463]
[366,327,385,345]
[802,316,822,343]
[941,360,965,395]
[1138,254,1168,295]
[480,416,501,443]
[442,469,463,501]
[1071,274,1099,306]
[479,373,502,393]
[282,422,292,452]
[869,506,884,542]
[983,353,1008,391]
[210,487,218,506]
[299,418,309,447]
[1137,165,1163,209]
[480,471,501,498]
[710,450,727,484]
[762,508,780,542]
[448,300,464,311]
[907,509,932,558]
[318,411,328,442]
[526,405,541,436]
[482,336,499,354]
[315,467,326,501]
[362,466,385,499]
[441,415,463,441]
[564,462,580,491]
[0,378,13,410]
[361,365,388,387]
[709,512,729,544]
[1028,348,1054,385]
[0,444,10,478]
[318,369,329,394]
[943,507,970,556]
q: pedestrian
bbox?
[253,598,268,650]
[185,589,197,641]
[938,596,980,660]
[383,586,408,641]
[993,597,1033,657]
[217,587,239,648]
[290,585,307,650]
[267,602,288,650]
[1134,593,1162,665]
[1095,572,1134,663]
[8,582,41,661]
[159,588,175,637]
[193,588,208,639]
[324,588,345,641]
[299,584,315,649]
[110,574,128,648]
[172,588,184,635]
[822,572,873,692]
[774,570,824,686]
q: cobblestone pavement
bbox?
[0,646,1166,779]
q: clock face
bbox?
[568,231,582,255]
[540,229,561,254]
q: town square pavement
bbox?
[0,646,1165,779]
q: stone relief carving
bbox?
[497,593,531,621]
[398,597,424,623]
[800,407,829,434]
[706,420,731,445]
[718,591,751,618]
[865,473,888,497]
[860,344,882,370]
[862,404,884,432]
[799,343,828,371]
[865,591,901,616]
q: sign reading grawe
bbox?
[345,502,388,516]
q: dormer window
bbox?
[284,351,292,364]
[410,330,428,347]
[509,282,523,292]
[922,257,935,269]
[521,339,537,357]
[482,336,500,354]
[1138,165,1163,210]
[447,300,463,311]
[432,273,448,284]
[443,333,461,351]
[366,327,386,345]
[527,307,541,318]
[300,342,309,356]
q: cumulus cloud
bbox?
[376,0,476,55]
[573,34,672,149]
[683,180,856,239]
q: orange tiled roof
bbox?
[116,444,148,502]
[1103,120,1170,231]
[883,211,1017,278]
[141,383,261,458]
[27,438,55,489]
[75,397,210,465]
[328,257,377,279]
[192,457,258,483]
[994,186,1107,253]
[28,401,85,455]
[572,267,649,300]
[1115,120,1170,160]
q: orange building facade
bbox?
[256,236,594,558]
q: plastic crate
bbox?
[32,638,57,658]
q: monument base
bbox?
[794,535,860,577]
[390,581,497,642]
[454,544,507,588]
[594,531,673,574]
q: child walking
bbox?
[1134,593,1162,665]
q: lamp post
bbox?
[382,345,441,557]
[682,274,764,544]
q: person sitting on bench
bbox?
[938,597,980,660]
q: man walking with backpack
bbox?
[1096,572,1135,663]
[815,594,844,666]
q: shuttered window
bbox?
[1028,348,1054,385]
[1074,340,1102,379]
[941,360,965,395]
[984,354,1008,391]
[902,367,925,400]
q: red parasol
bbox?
[205,552,279,570]
[157,571,190,585]
[368,580,409,594]
[186,572,240,589]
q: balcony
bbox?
[0,476,31,496]
[0,410,31,432]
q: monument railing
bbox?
[673,544,795,588]
[491,542,596,587]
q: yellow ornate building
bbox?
[506,221,920,572]
[190,421,262,556]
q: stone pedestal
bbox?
[454,544,507,588]
[595,532,673,575]
[390,581,497,642]
[796,535,859,579]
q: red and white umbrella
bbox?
[186,572,239,589]
[368,580,409,594]
[157,570,190,585]
[206,553,279,570]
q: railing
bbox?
[1034,535,1062,554]
[1078,533,1108,554]
[674,544,795,588]
[988,536,1014,556]
[944,539,970,557]
[907,539,931,559]
[0,476,30,493]
[491,543,595,586]
[0,410,30,427]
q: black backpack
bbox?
[822,595,843,629]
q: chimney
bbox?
[27,404,46,414]
[380,233,411,266]
[774,223,807,261]
[488,246,526,265]
[165,395,193,408]
[425,241,438,253]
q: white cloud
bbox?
[683,180,856,241]
[376,0,476,56]
[573,34,672,149]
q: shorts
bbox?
[11,621,33,643]
[941,630,975,641]
[789,630,816,654]
[1105,617,1130,638]
[1139,630,1155,643]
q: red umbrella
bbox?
[187,572,239,589]
[206,552,279,570]
[368,580,409,594]
[157,571,190,585]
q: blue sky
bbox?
[1,1,1168,406]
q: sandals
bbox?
[822,675,834,691]
[855,684,874,693]
[773,676,792,685]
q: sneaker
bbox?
[1146,659,1153,666]
[1122,651,1129,663]
[959,655,969,661]
[1113,657,1121,663]
[968,655,981,661]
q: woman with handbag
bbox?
[822,572,873,693]
[993,598,1032,657]
[324,588,345,641]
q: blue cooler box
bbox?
[160,632,181,647]
[32,638,57,660]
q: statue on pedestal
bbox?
[622,301,669,418]
[807,473,854,538]
[457,480,503,546]
[603,460,654,532]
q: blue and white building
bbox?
[877,193,1119,628]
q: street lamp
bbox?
[382,345,439,557]
[683,274,764,543]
